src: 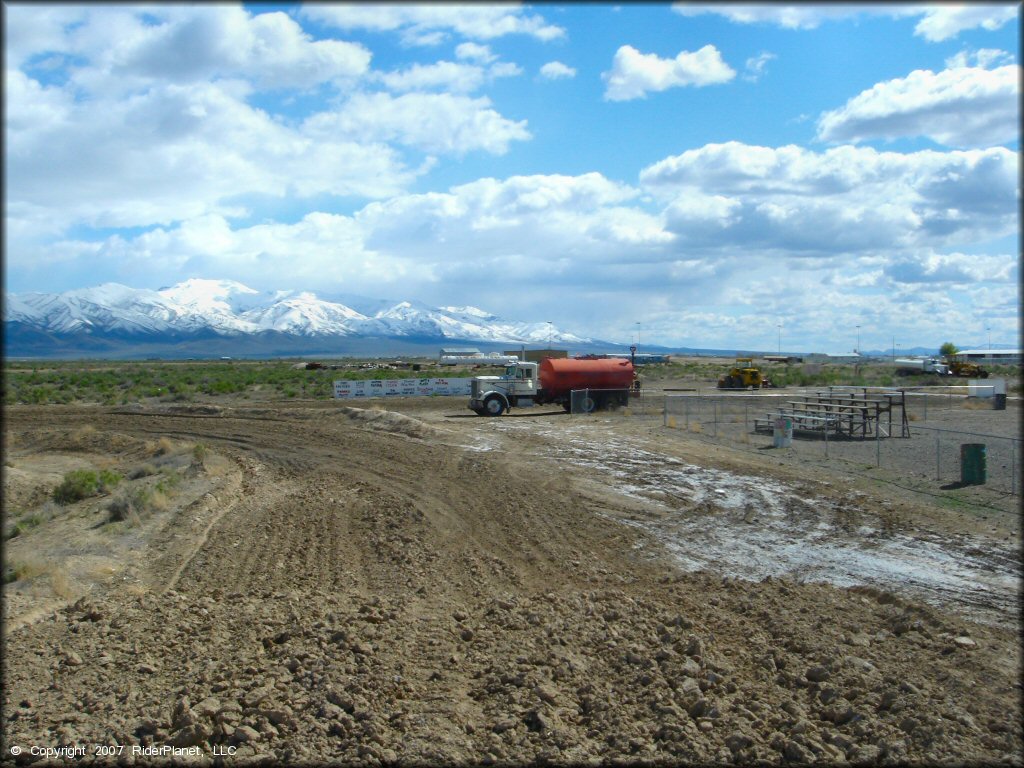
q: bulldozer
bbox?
[946,355,989,378]
[718,358,775,389]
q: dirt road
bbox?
[3,401,1021,765]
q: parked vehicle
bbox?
[894,358,951,375]
[718,358,775,389]
[469,358,636,416]
[945,356,989,378]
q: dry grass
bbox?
[71,424,97,442]
[153,437,175,456]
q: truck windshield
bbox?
[505,366,516,377]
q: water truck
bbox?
[894,358,951,375]
[469,357,636,416]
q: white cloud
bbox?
[883,250,1017,284]
[671,4,1018,41]
[5,76,420,232]
[15,6,371,95]
[302,5,565,45]
[743,52,776,82]
[540,61,577,80]
[455,42,497,63]
[303,92,530,155]
[913,5,1019,42]
[640,142,1019,255]
[944,47,1015,69]
[816,65,1020,148]
[375,58,522,93]
[603,44,735,101]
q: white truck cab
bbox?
[469,362,539,416]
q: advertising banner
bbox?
[334,377,474,399]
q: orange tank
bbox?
[538,357,635,397]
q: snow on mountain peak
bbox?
[5,280,592,346]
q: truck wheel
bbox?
[579,396,597,413]
[483,395,505,416]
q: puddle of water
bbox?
[474,418,1021,628]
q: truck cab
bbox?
[469,362,539,416]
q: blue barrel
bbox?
[960,444,987,485]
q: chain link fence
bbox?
[660,391,1020,496]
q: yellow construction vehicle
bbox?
[946,355,989,378]
[718,358,776,389]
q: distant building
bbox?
[956,349,1021,365]
[439,347,518,366]
[440,347,481,357]
[503,348,568,362]
[806,352,862,364]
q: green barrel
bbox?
[960,443,987,485]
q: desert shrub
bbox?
[52,469,121,504]
[97,469,121,492]
[128,463,157,479]
[53,470,100,504]
[192,443,209,463]
[107,488,152,524]
[4,512,43,540]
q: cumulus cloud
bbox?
[455,42,497,63]
[640,142,1019,255]
[5,5,535,240]
[883,251,1017,284]
[671,4,1018,41]
[5,73,431,233]
[540,61,577,80]
[302,4,565,45]
[816,65,1020,147]
[303,92,531,155]
[374,59,521,93]
[12,5,371,95]
[603,44,735,100]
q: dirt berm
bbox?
[2,402,1021,765]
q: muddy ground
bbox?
[2,396,1021,766]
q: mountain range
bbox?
[3,279,598,358]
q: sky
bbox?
[3,2,1020,353]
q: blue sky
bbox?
[4,2,1020,352]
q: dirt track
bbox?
[2,400,1022,765]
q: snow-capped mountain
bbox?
[4,279,591,357]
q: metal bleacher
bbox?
[753,387,910,439]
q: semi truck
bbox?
[469,357,636,416]
[894,358,951,375]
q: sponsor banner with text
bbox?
[334,378,473,399]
